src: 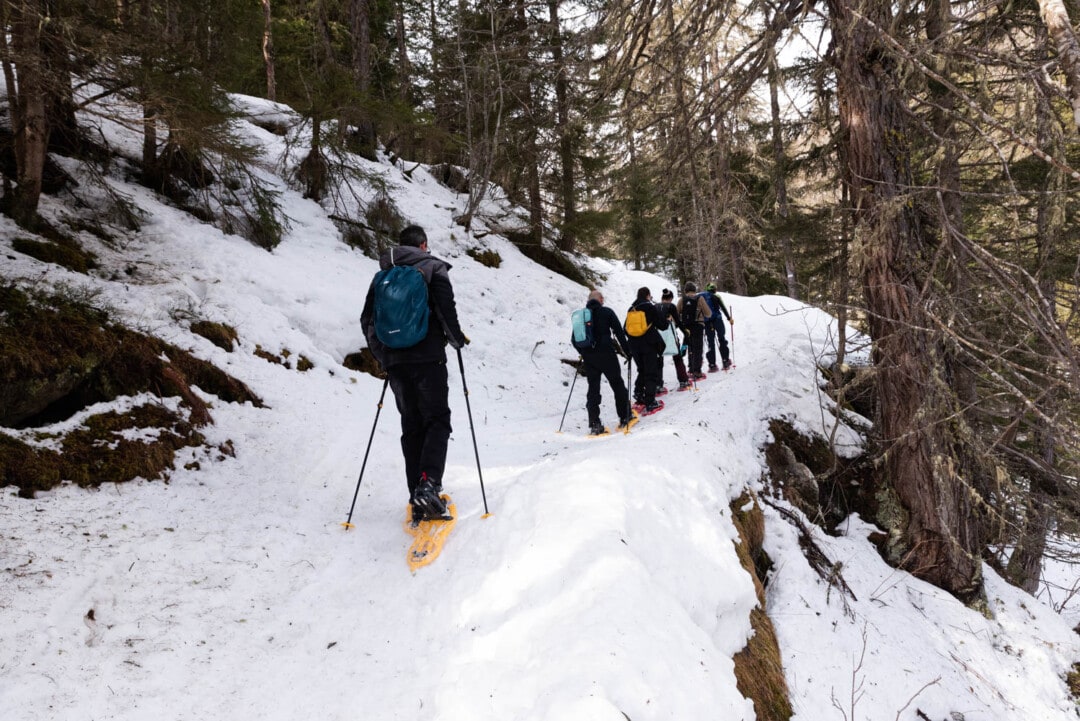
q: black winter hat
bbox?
[683,282,697,293]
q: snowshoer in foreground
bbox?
[658,288,690,391]
[677,282,712,381]
[700,282,733,371]
[572,290,634,435]
[624,286,668,414]
[360,224,469,521]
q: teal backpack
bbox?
[373,256,430,349]
[571,307,596,350]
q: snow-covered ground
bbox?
[1,95,1077,721]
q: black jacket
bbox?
[573,297,631,356]
[624,299,668,350]
[361,245,466,369]
[658,301,686,336]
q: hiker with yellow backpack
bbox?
[624,286,669,415]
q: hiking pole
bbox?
[456,347,491,517]
[730,305,735,365]
[557,359,581,433]
[342,378,390,530]
[625,353,634,433]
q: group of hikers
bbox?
[360,224,733,521]
[571,282,732,435]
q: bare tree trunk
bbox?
[768,50,797,300]
[927,0,976,411]
[0,4,16,208]
[135,0,159,185]
[261,0,276,102]
[351,0,371,92]
[142,103,158,180]
[5,0,50,228]
[453,0,504,232]
[835,181,851,369]
[350,0,376,155]
[301,112,328,200]
[394,0,411,104]
[1038,0,1080,131]
[1006,61,1066,594]
[429,0,449,136]
[828,0,983,602]
[40,0,79,157]
[549,0,576,251]
[517,0,542,244]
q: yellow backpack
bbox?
[625,308,651,337]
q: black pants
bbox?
[387,362,452,496]
[631,344,662,404]
[705,318,730,367]
[687,324,706,374]
[582,350,631,425]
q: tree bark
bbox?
[1007,63,1066,594]
[261,0,276,102]
[137,0,158,184]
[549,0,576,251]
[827,0,983,602]
[768,51,797,300]
[40,0,80,157]
[6,0,50,228]
[394,0,411,104]
[350,0,376,155]
[1038,0,1080,131]
[517,0,542,244]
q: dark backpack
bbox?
[571,307,596,350]
[373,264,430,348]
[679,296,698,327]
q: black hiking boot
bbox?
[411,473,447,518]
[410,503,429,524]
[588,422,606,436]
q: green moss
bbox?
[0,403,205,498]
[12,236,96,273]
[1067,663,1080,700]
[0,434,63,498]
[768,418,835,473]
[343,348,386,379]
[255,344,285,366]
[467,247,502,268]
[190,320,238,351]
[0,285,262,496]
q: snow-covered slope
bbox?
[1,95,1077,721]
